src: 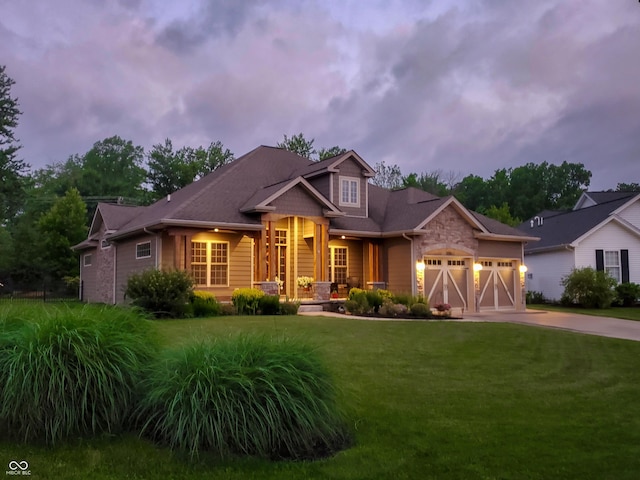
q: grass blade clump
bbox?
[0,304,159,444]
[137,334,352,459]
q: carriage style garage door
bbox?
[424,257,469,310]
[477,260,516,310]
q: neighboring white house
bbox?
[520,192,640,301]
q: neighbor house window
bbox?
[604,250,620,282]
[339,177,359,207]
[330,247,348,284]
[83,254,92,267]
[191,241,229,286]
[136,241,151,259]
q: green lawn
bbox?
[528,303,640,321]
[2,314,640,479]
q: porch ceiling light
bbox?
[519,264,528,273]
[416,261,425,272]
[473,263,483,272]
[341,235,346,239]
[213,228,219,232]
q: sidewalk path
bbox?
[299,309,640,342]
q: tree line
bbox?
[0,65,637,289]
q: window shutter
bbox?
[595,250,604,271]
[621,249,629,283]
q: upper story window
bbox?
[136,241,151,259]
[339,176,360,207]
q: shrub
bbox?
[560,267,617,308]
[279,301,300,315]
[379,301,407,317]
[125,269,194,318]
[231,288,265,315]
[259,294,281,315]
[615,282,640,307]
[526,290,546,304]
[365,290,383,313]
[392,292,426,308]
[190,290,221,317]
[410,302,430,317]
[0,305,158,445]
[136,334,352,459]
[345,290,370,315]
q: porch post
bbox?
[321,222,329,282]
[268,220,276,281]
[185,234,192,273]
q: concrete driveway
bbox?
[299,308,640,342]
[463,309,640,342]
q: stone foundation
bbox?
[254,281,279,296]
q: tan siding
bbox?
[269,186,325,216]
[191,232,252,301]
[332,158,367,217]
[383,237,412,293]
[116,235,157,303]
[477,240,522,258]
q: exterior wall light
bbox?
[519,264,528,273]
[416,261,426,272]
[473,262,483,272]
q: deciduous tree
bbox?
[0,65,28,224]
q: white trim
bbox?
[330,246,349,284]
[572,215,640,247]
[135,241,152,259]
[415,197,488,232]
[339,176,360,207]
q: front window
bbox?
[191,241,229,286]
[331,247,348,284]
[604,250,620,282]
[339,177,359,207]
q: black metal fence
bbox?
[0,279,79,303]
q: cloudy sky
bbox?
[1,0,639,189]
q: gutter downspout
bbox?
[112,243,117,304]
[403,233,416,295]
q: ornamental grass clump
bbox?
[136,334,352,460]
[0,304,159,445]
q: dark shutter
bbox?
[595,250,604,271]
[621,249,629,283]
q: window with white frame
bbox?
[191,241,229,286]
[604,250,620,282]
[339,176,359,207]
[330,247,348,284]
[83,254,92,267]
[136,241,151,259]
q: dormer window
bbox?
[340,176,360,207]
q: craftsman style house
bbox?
[521,191,640,301]
[74,146,537,311]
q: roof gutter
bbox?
[525,244,575,255]
[474,232,540,242]
[108,219,264,241]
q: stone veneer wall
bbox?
[415,207,479,258]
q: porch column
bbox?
[185,234,192,273]
[268,220,276,281]
[321,222,329,282]
[256,229,267,282]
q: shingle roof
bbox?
[519,194,637,253]
[89,145,532,241]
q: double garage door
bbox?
[423,257,517,311]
